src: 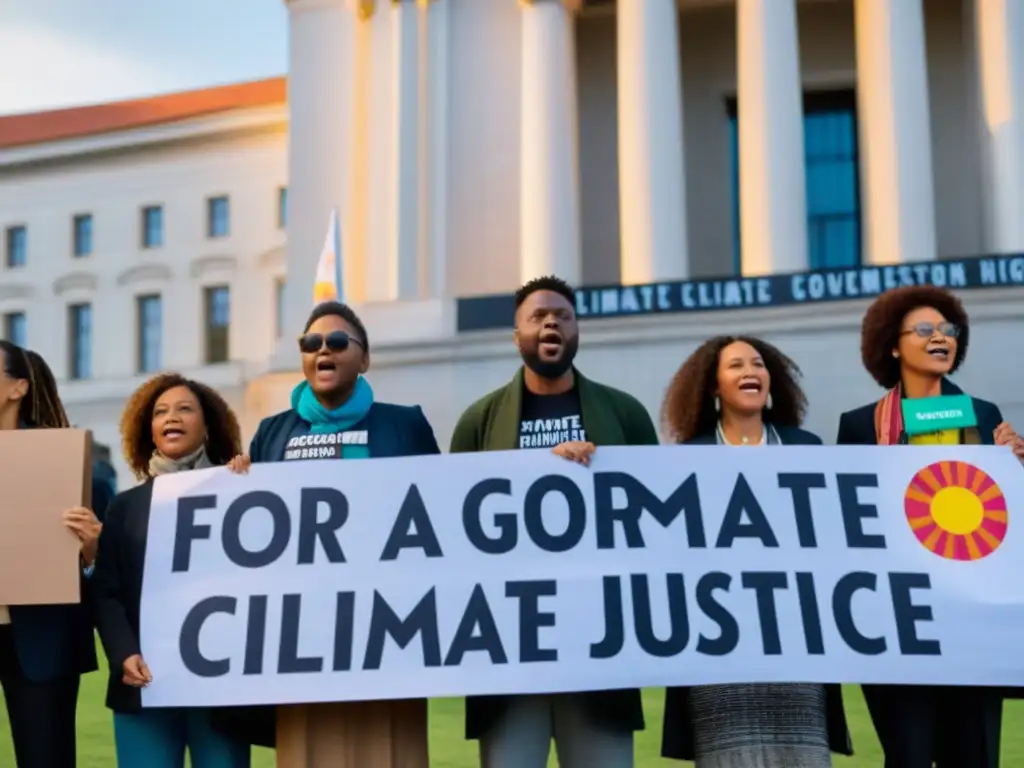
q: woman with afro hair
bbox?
[91,373,250,768]
[836,284,1024,768]
[659,335,852,767]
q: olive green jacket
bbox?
[449,367,659,453]
[449,366,658,739]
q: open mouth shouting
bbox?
[538,331,563,359]
[926,345,950,362]
[315,356,338,382]
[162,425,187,444]
[737,378,763,395]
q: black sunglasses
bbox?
[900,321,961,339]
[297,330,364,355]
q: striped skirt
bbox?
[690,683,832,768]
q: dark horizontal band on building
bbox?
[455,253,1024,332]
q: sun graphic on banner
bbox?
[904,461,1008,561]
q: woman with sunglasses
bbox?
[836,285,1023,768]
[216,300,441,749]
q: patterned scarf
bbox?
[873,385,905,445]
[148,444,213,477]
[876,382,978,446]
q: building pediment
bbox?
[259,245,286,271]
[116,263,172,287]
[190,254,238,279]
[52,271,98,296]
[0,283,34,301]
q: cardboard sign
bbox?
[0,429,91,605]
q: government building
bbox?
[1,0,1022,484]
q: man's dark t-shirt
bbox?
[517,386,586,449]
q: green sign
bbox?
[901,394,978,436]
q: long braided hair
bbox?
[0,340,70,429]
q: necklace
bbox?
[717,422,766,446]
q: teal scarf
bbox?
[291,376,374,460]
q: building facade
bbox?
[1,0,1023,485]
[274,0,1024,448]
[0,80,289,480]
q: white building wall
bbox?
[2,0,1023,490]
[0,114,288,482]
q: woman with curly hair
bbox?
[0,341,106,768]
[836,285,1023,768]
[659,335,852,767]
[91,373,250,768]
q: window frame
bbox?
[725,88,862,274]
[207,196,230,239]
[68,302,93,381]
[141,205,164,249]
[136,294,163,374]
[203,284,231,364]
[5,225,27,268]
[3,311,26,347]
[73,213,93,258]
[274,277,286,339]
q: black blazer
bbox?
[8,474,113,683]
[836,378,1003,447]
[837,378,1020,704]
[91,481,155,712]
[211,400,442,748]
[248,402,441,463]
[661,424,854,761]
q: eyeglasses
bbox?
[297,330,364,355]
[900,321,961,339]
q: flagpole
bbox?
[333,206,344,303]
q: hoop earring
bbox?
[714,396,721,413]
[765,393,773,410]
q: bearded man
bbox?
[449,274,659,768]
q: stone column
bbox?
[855,0,937,264]
[617,0,689,283]
[389,0,422,299]
[736,0,808,275]
[975,0,1024,252]
[280,0,355,358]
[519,0,582,284]
[420,0,448,296]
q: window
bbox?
[726,89,862,273]
[275,277,286,338]
[3,312,26,347]
[68,303,93,380]
[136,295,162,374]
[278,187,288,229]
[5,226,26,267]
[204,285,230,364]
[73,214,93,257]
[207,196,230,238]
[803,91,862,269]
[141,206,163,249]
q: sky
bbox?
[0,0,288,116]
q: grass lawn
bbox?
[4,652,1024,766]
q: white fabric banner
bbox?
[139,445,1024,708]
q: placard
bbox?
[140,445,1024,708]
[0,428,90,605]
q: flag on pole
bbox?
[313,207,344,305]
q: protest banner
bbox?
[139,444,1024,708]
